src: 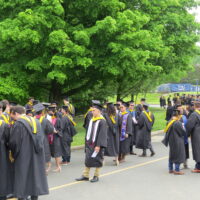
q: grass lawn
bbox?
[72,107,166,147]
[108,91,199,105]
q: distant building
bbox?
[157,83,200,93]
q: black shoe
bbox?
[31,196,38,200]
[90,176,99,183]
[139,154,147,157]
[150,152,155,157]
[130,152,137,155]
[76,176,89,181]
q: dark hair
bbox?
[1,100,9,112]
[10,106,25,115]
[172,110,180,117]
[143,105,148,111]
[107,104,116,116]
[35,110,43,115]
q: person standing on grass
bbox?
[60,105,77,165]
[162,108,186,175]
[186,100,200,173]
[76,102,107,183]
[104,103,120,166]
[136,103,155,157]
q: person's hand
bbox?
[125,134,129,138]
[95,146,100,153]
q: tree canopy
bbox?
[0,0,199,109]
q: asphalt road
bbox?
[40,134,200,200]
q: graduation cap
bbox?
[92,100,101,105]
[9,101,18,106]
[114,103,120,107]
[92,102,103,111]
[141,98,146,102]
[41,102,51,108]
[51,102,58,107]
[33,103,45,113]
[48,105,57,112]
[62,105,69,110]
[33,100,40,105]
[143,103,149,109]
[121,102,129,107]
[26,109,33,115]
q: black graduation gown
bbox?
[9,118,49,198]
[40,118,55,162]
[136,104,143,118]
[136,112,154,149]
[186,111,200,163]
[60,116,77,158]
[104,113,120,157]
[49,117,63,158]
[0,121,13,197]
[119,114,133,154]
[162,120,186,164]
[83,111,93,129]
[85,119,107,168]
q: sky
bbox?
[190,6,200,22]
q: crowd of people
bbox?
[163,93,200,175]
[0,97,155,199]
[2,92,200,199]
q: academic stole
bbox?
[143,111,152,122]
[120,112,128,141]
[66,114,77,126]
[110,115,116,124]
[164,119,178,133]
[84,108,93,118]
[86,116,104,143]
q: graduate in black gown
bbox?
[47,106,63,172]
[128,101,137,155]
[0,118,13,200]
[76,102,107,183]
[162,108,186,175]
[118,102,132,163]
[104,103,120,165]
[9,106,48,200]
[33,103,55,173]
[136,103,155,157]
[186,100,200,173]
[60,105,77,165]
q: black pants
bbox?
[0,197,6,200]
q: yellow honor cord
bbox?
[84,108,93,118]
[121,112,128,115]
[195,110,200,115]
[92,116,105,122]
[20,116,37,134]
[110,115,116,124]
[1,114,10,124]
[164,119,178,133]
[66,114,77,126]
[0,120,3,126]
[143,111,152,122]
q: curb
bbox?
[71,130,164,150]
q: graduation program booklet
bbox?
[91,151,98,158]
